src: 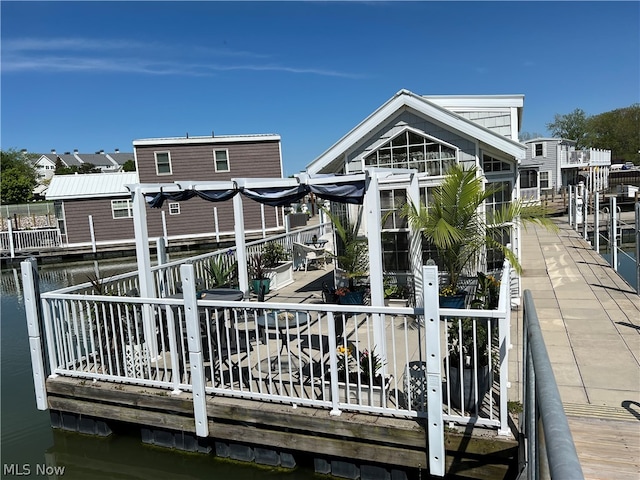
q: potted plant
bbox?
[205,252,238,288]
[328,345,389,407]
[447,272,501,411]
[322,207,369,303]
[383,278,410,307]
[249,252,270,294]
[401,164,555,307]
[262,241,294,290]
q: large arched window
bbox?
[364,130,457,176]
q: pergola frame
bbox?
[125,168,424,359]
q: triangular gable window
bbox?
[363,130,457,176]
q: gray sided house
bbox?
[306,89,526,275]
[45,134,284,247]
[520,138,611,201]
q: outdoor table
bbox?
[255,311,310,374]
[197,288,244,301]
[304,239,328,249]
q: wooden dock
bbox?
[511,219,640,480]
[46,375,518,479]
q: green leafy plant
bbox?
[262,242,289,268]
[359,347,384,383]
[402,164,556,295]
[322,206,368,288]
[447,317,491,367]
[205,253,238,288]
[249,253,268,280]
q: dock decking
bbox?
[511,219,640,479]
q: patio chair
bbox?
[293,242,328,271]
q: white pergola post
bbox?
[213,207,220,243]
[88,215,97,253]
[407,172,423,307]
[364,171,386,368]
[233,192,249,295]
[130,186,158,358]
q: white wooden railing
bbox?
[57,223,328,298]
[25,255,513,434]
[0,227,62,256]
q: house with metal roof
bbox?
[45,135,284,247]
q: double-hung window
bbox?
[533,143,546,158]
[155,151,172,175]
[214,149,230,172]
[539,171,551,189]
[112,199,134,219]
[169,202,181,215]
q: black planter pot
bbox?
[448,363,491,411]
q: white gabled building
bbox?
[306,89,526,281]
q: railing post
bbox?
[88,215,97,253]
[7,219,15,258]
[213,207,220,243]
[582,188,589,242]
[326,311,342,416]
[568,185,574,228]
[21,258,48,410]
[594,192,600,253]
[610,196,618,271]
[635,201,639,295]
[423,265,444,477]
[180,264,208,437]
[497,261,511,436]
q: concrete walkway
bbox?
[510,219,640,479]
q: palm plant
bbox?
[402,163,556,293]
[322,206,368,288]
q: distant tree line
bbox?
[545,104,639,163]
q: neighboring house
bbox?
[34,149,133,181]
[306,89,526,274]
[46,172,139,245]
[519,138,611,201]
[45,135,284,247]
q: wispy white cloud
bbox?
[2,37,362,78]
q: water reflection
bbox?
[1,257,317,480]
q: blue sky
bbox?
[2,1,639,176]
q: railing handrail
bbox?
[522,290,584,480]
[42,222,330,296]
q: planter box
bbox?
[384,298,409,307]
[324,381,388,408]
[265,261,294,291]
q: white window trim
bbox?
[533,142,547,158]
[539,170,552,190]
[213,149,230,172]
[169,202,181,215]
[154,151,173,176]
[111,199,134,219]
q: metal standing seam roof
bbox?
[45,172,140,200]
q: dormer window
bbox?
[533,142,547,158]
[364,130,457,176]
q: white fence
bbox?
[0,227,62,256]
[26,255,513,434]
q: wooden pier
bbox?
[511,220,640,480]
[45,375,518,479]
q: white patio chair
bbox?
[292,242,328,271]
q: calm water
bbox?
[0,258,317,480]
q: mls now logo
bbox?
[3,464,66,476]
